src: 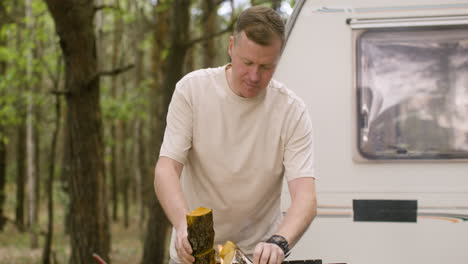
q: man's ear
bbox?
[228,35,234,58]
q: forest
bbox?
[0,0,294,263]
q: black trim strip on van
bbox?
[353,199,418,222]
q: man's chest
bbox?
[190,99,286,175]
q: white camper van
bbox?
[276,1,468,264]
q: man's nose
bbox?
[249,66,260,82]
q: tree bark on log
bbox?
[187,207,216,264]
[43,0,110,263]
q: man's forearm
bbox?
[276,178,317,248]
[154,157,189,228]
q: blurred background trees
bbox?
[0,0,295,263]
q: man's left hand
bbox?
[252,242,285,264]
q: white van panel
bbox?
[276,1,468,263]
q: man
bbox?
[154,5,317,264]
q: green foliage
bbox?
[0,96,20,129]
[31,0,47,14]
[154,0,174,13]
[0,0,62,147]
[138,32,153,51]
[122,11,137,24]
[101,82,149,123]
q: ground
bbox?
[0,183,145,264]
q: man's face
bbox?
[228,31,282,98]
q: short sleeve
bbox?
[283,108,315,181]
[159,81,193,164]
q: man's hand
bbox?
[253,242,285,264]
[175,223,195,264]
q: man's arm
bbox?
[154,156,194,263]
[253,177,317,264]
[276,177,317,247]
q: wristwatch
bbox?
[265,235,291,258]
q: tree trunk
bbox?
[119,0,131,229]
[0,130,5,231]
[33,44,42,235]
[42,51,63,264]
[201,0,218,68]
[43,0,111,263]
[61,108,72,236]
[25,0,38,248]
[110,123,118,222]
[119,120,130,228]
[13,1,26,232]
[0,6,7,231]
[132,15,145,225]
[110,0,123,223]
[26,74,38,248]
[120,1,132,229]
[134,119,145,226]
[142,2,170,263]
[162,0,191,109]
[142,0,191,263]
[42,93,61,264]
[185,46,195,73]
[15,120,26,232]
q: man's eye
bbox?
[244,61,252,66]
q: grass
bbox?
[0,183,145,264]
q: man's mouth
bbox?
[245,82,258,89]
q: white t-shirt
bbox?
[160,64,315,262]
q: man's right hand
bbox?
[175,223,195,263]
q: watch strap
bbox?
[265,234,291,258]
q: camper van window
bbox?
[356,26,468,159]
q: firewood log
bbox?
[186,207,216,264]
[219,240,251,264]
[219,240,236,259]
[192,248,216,264]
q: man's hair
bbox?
[234,5,285,47]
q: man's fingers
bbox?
[253,243,264,264]
[181,236,194,263]
[174,223,194,263]
[176,233,194,263]
[270,243,284,264]
[182,236,193,254]
[268,243,280,264]
[269,252,278,264]
[253,242,286,264]
[176,244,195,264]
[260,245,271,264]
[253,242,272,264]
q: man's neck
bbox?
[225,64,241,97]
